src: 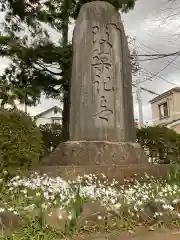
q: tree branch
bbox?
[32,62,61,76]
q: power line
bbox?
[142,8,180,59]
[128,4,180,88]
[142,68,180,87]
[130,43,180,86]
[138,55,180,61]
[129,29,180,59]
[133,49,180,69]
[141,87,159,96]
[147,54,180,80]
[162,10,180,19]
[132,84,159,96]
[130,38,180,59]
[139,43,180,67]
[130,43,180,71]
[132,50,180,57]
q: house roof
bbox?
[149,87,180,104]
[34,106,62,119]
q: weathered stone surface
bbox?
[39,164,174,183]
[43,141,147,166]
[0,211,20,231]
[69,1,135,142]
[79,201,108,230]
[43,208,69,231]
[43,202,108,231]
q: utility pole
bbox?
[136,72,144,128]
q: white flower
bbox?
[8,207,14,212]
[0,208,5,212]
[21,189,27,194]
[97,215,102,220]
[162,204,174,211]
[172,199,179,204]
[137,200,143,206]
[3,170,8,175]
[115,203,121,209]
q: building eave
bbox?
[34,106,62,119]
[163,118,180,128]
[149,87,180,104]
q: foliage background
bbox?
[0,0,138,141]
[136,126,180,164]
[0,109,43,172]
[39,123,62,156]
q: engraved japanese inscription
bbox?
[92,25,114,123]
[69,1,136,141]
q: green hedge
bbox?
[38,124,180,164]
[0,109,43,171]
[136,126,180,164]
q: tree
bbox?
[0,0,137,140]
[0,34,64,109]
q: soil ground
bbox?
[72,227,180,239]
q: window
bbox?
[54,107,58,114]
[51,117,61,125]
[52,119,61,124]
[159,102,169,118]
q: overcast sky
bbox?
[1,0,180,124]
[123,0,180,124]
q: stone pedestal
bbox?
[43,141,147,166]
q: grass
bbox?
[1,168,180,239]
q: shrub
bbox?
[136,126,180,164]
[0,109,43,172]
[39,123,62,156]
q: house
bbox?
[34,106,62,126]
[150,87,180,133]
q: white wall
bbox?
[35,108,62,126]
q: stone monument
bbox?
[70,1,135,142]
[45,1,146,166]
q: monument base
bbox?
[43,141,147,166]
[39,164,174,183]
